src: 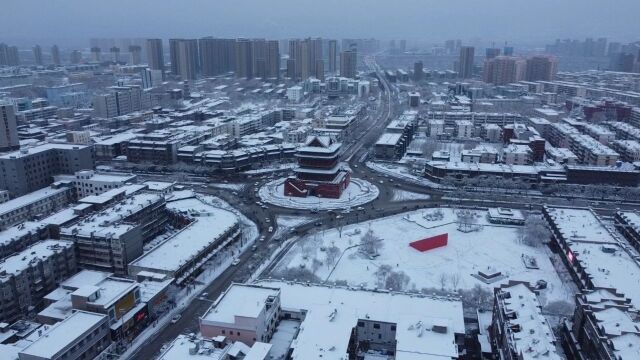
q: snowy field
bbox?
[367,161,446,189]
[259,177,379,210]
[391,189,431,202]
[270,208,572,305]
[207,183,246,191]
[243,163,296,175]
[273,215,313,240]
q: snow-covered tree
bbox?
[386,271,410,291]
[456,209,478,232]
[325,246,341,269]
[520,214,550,247]
[360,229,384,256]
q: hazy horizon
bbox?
[2,0,639,48]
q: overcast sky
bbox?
[2,0,639,47]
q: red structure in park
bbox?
[409,234,448,252]
[284,136,350,199]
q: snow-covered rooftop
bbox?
[202,284,279,324]
[546,207,640,309]
[497,283,561,360]
[256,281,464,360]
[130,197,238,274]
[0,240,73,282]
[18,311,107,359]
[0,186,69,218]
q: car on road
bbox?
[200,292,208,298]
[259,236,266,242]
[261,204,268,209]
[379,180,384,184]
[357,206,365,211]
[171,314,182,324]
[231,259,240,266]
[268,226,273,233]
[315,222,322,226]
[251,245,258,251]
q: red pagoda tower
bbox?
[284,136,351,198]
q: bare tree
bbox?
[386,271,411,291]
[461,284,492,310]
[439,272,449,290]
[450,273,461,290]
[325,246,341,270]
[456,209,478,232]
[360,229,384,256]
[337,223,345,238]
[311,258,323,274]
[277,267,320,282]
[520,214,550,247]
[375,264,393,288]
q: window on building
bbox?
[373,323,380,329]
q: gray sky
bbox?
[2,0,639,46]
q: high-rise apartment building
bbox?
[33,44,43,65]
[0,44,20,66]
[483,56,526,85]
[90,46,101,62]
[266,40,280,79]
[315,59,325,81]
[0,102,20,151]
[146,38,165,72]
[110,46,120,62]
[129,45,142,65]
[328,39,337,73]
[503,46,514,56]
[340,47,358,79]
[70,50,82,64]
[288,38,323,80]
[51,44,61,65]
[169,39,199,79]
[235,38,253,79]
[525,55,558,81]
[485,47,501,59]
[251,38,267,78]
[199,37,236,77]
[458,46,475,79]
[413,61,424,81]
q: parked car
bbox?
[231,259,240,266]
[171,314,182,324]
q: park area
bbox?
[269,207,573,308]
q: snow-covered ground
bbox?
[391,189,431,202]
[271,208,572,305]
[273,215,313,240]
[367,161,447,189]
[243,163,296,175]
[259,177,379,210]
[207,183,246,191]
